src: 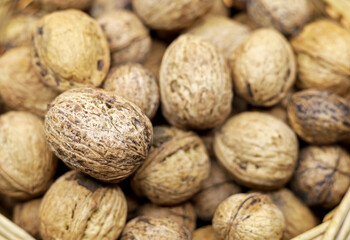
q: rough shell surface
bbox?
[38,0,92,11]
[143,39,167,80]
[193,225,216,240]
[90,0,131,18]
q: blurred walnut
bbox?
[126,194,140,220]
[36,0,92,11]
[142,40,167,81]
[193,226,216,240]
[233,13,259,30]
[222,0,245,9]
[258,105,288,123]
[323,0,350,29]
[90,0,131,18]
[208,0,230,16]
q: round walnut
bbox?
[132,126,210,205]
[44,88,153,183]
[160,34,233,130]
[247,0,311,35]
[97,10,151,66]
[287,89,350,144]
[192,161,241,221]
[103,63,159,119]
[291,145,350,208]
[90,0,131,18]
[291,20,350,96]
[143,39,167,80]
[36,0,92,11]
[229,28,296,107]
[0,46,58,117]
[193,226,216,240]
[213,193,285,240]
[214,112,298,190]
[31,9,110,92]
[39,171,127,240]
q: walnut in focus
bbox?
[143,39,167,80]
[90,0,131,18]
[193,226,216,240]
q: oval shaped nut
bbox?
[31,9,110,92]
[44,88,153,183]
[160,34,233,130]
[287,89,350,144]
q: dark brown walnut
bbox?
[291,145,350,208]
[287,89,350,144]
[39,171,127,240]
[143,39,167,80]
[0,111,56,199]
[160,34,233,130]
[90,0,131,18]
[0,46,58,117]
[44,88,153,183]
[193,226,216,240]
[247,0,311,35]
[213,193,285,240]
[97,10,151,66]
[36,0,92,11]
[31,9,110,92]
[132,126,210,205]
[103,63,159,119]
[192,161,241,221]
[214,112,298,190]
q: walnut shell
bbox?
[0,111,56,199]
[291,145,350,208]
[209,0,230,17]
[193,226,216,240]
[37,0,92,11]
[229,28,296,107]
[291,20,350,96]
[213,193,285,240]
[143,39,167,80]
[31,9,110,92]
[103,63,159,119]
[97,10,151,66]
[233,13,259,30]
[44,88,153,183]
[287,89,350,144]
[126,194,140,220]
[214,112,298,190]
[132,126,210,205]
[258,105,288,123]
[160,34,233,130]
[39,171,127,240]
[0,46,58,117]
[90,0,131,18]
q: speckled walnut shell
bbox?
[213,193,285,240]
[291,145,350,208]
[39,171,127,240]
[287,89,350,144]
[44,88,153,183]
[97,10,151,66]
[291,20,350,96]
[31,9,110,92]
[0,46,58,117]
[192,161,241,221]
[193,226,216,240]
[247,0,311,35]
[132,126,210,205]
[143,39,167,80]
[137,202,196,232]
[214,112,298,190]
[103,63,159,119]
[0,111,56,199]
[90,0,131,18]
[229,28,296,107]
[37,0,92,11]
[160,34,233,130]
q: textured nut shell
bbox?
[214,112,298,190]
[39,171,127,240]
[103,63,159,119]
[291,145,350,208]
[247,0,311,35]
[31,9,110,92]
[143,39,167,80]
[229,28,296,107]
[287,89,350,144]
[90,0,131,18]
[44,88,153,183]
[160,34,233,130]
[213,193,285,240]
[0,46,58,117]
[0,111,56,199]
[192,161,241,221]
[121,216,191,240]
[38,0,92,11]
[291,20,350,96]
[193,226,216,240]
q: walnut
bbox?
[103,63,159,119]
[39,171,127,240]
[287,89,350,144]
[291,145,350,208]
[213,193,285,240]
[31,9,110,92]
[233,13,259,30]
[97,10,151,66]
[36,0,92,11]
[160,34,233,130]
[44,88,153,183]
[291,20,350,96]
[90,0,131,18]
[229,28,296,107]
[143,39,167,80]
[132,126,210,205]
[0,111,57,199]
[258,105,288,123]
[208,0,230,17]
[126,194,140,220]
[222,0,245,9]
[0,46,58,117]
[193,226,216,240]
[214,112,298,190]
[191,161,241,221]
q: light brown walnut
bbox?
[208,0,230,17]
[233,13,259,30]
[193,226,216,240]
[37,0,92,11]
[143,39,167,80]
[90,0,131,18]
